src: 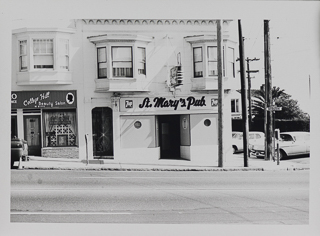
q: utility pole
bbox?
[238,20,249,167]
[246,57,259,125]
[264,20,273,161]
[217,19,224,167]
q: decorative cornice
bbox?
[82,19,232,26]
[88,34,154,44]
[12,27,76,35]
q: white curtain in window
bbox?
[34,55,53,65]
[112,47,132,61]
[208,47,217,61]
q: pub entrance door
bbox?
[24,115,41,156]
[158,115,181,159]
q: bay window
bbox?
[19,40,27,71]
[207,46,217,76]
[137,47,146,75]
[97,47,107,78]
[193,47,203,77]
[112,46,133,77]
[33,39,54,69]
[59,39,69,70]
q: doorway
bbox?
[24,115,41,156]
[92,107,114,158]
[158,115,181,159]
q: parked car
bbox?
[251,131,310,159]
[232,131,265,154]
[11,137,28,168]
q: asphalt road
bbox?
[11,170,309,224]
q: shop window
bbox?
[43,110,78,147]
[231,99,239,113]
[112,46,133,77]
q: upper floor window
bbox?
[88,34,153,80]
[231,99,239,113]
[59,39,69,70]
[207,46,217,76]
[97,47,107,78]
[19,40,27,71]
[193,47,203,77]
[112,46,133,78]
[137,47,146,75]
[227,47,235,78]
[33,39,54,69]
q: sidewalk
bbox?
[14,154,310,171]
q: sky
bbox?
[238,14,318,114]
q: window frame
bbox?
[137,47,146,75]
[33,38,54,69]
[193,47,203,78]
[97,47,107,79]
[231,99,239,113]
[59,38,69,70]
[19,40,28,71]
[111,46,133,78]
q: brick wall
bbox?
[42,147,79,159]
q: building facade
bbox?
[11,19,239,165]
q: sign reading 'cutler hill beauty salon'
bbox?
[120,96,218,112]
[11,90,77,109]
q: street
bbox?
[11,169,309,224]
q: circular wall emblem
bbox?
[134,121,142,129]
[66,92,75,105]
[204,119,211,127]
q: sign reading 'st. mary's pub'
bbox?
[120,96,218,112]
[11,91,77,109]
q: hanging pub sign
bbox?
[120,96,218,112]
[11,90,77,109]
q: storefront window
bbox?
[43,110,78,147]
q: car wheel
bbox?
[279,150,287,160]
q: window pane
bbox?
[33,40,40,53]
[194,62,203,77]
[20,56,27,70]
[47,39,53,53]
[20,41,27,55]
[112,47,132,61]
[98,62,107,78]
[98,47,106,62]
[208,46,217,61]
[208,61,217,76]
[43,110,78,147]
[193,47,202,62]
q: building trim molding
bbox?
[82,19,232,26]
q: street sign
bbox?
[266,106,282,111]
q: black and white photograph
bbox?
[1,0,320,235]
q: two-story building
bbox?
[11,19,239,166]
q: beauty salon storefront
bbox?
[116,94,226,164]
[11,90,78,158]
